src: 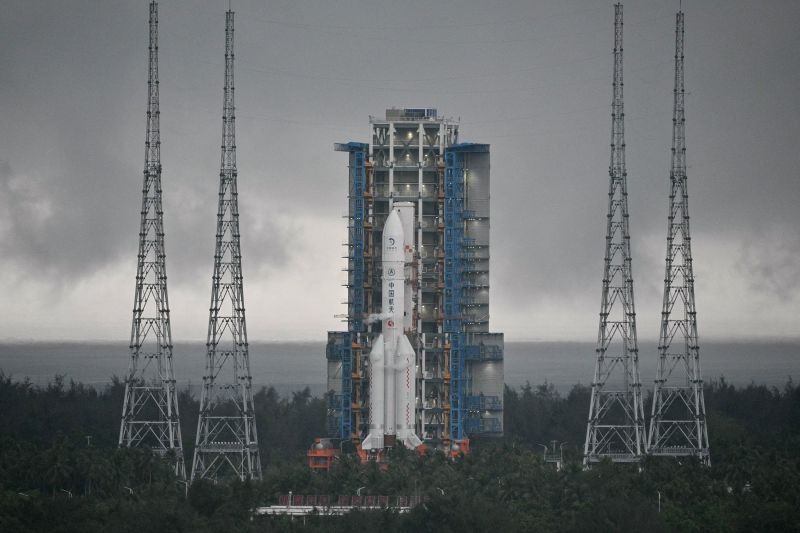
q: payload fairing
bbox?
[361,207,423,451]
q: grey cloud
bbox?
[737,231,800,303]
[1,0,799,339]
[0,153,130,284]
[160,184,296,290]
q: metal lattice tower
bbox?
[192,9,262,482]
[119,1,186,480]
[584,3,647,465]
[647,10,710,466]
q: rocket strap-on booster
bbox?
[361,207,423,451]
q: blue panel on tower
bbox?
[328,142,369,441]
[444,149,466,441]
[447,143,489,153]
[445,143,497,440]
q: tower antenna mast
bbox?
[192,7,263,482]
[583,3,647,466]
[119,1,186,480]
[647,8,710,466]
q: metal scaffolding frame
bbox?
[444,143,497,442]
[330,142,370,443]
[327,112,502,456]
[443,148,466,441]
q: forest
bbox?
[1,371,799,532]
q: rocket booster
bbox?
[361,207,422,451]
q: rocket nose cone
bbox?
[384,209,403,238]
[383,209,404,258]
[370,334,385,361]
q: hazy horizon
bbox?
[3,335,800,344]
[2,339,798,394]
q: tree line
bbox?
[1,371,798,531]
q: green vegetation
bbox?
[1,372,798,532]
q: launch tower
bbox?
[322,109,504,461]
[118,1,185,480]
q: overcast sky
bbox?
[0,0,798,342]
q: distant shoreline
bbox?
[1,339,798,395]
[3,337,800,344]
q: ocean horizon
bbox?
[2,339,798,397]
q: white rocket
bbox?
[361,206,423,451]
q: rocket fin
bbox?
[361,432,384,451]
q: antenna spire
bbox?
[647,9,711,466]
[192,9,263,482]
[119,0,186,480]
[583,3,647,466]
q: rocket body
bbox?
[361,207,422,451]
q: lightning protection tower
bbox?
[119,1,186,479]
[584,3,647,465]
[192,9,262,482]
[647,10,710,466]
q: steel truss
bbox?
[119,1,186,480]
[647,10,710,466]
[192,10,262,482]
[584,3,647,465]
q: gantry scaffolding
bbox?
[647,10,710,465]
[326,109,504,456]
[118,1,185,480]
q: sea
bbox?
[1,340,798,396]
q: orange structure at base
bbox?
[356,441,429,467]
[308,438,467,471]
[448,438,470,459]
[307,438,339,471]
[356,445,388,468]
